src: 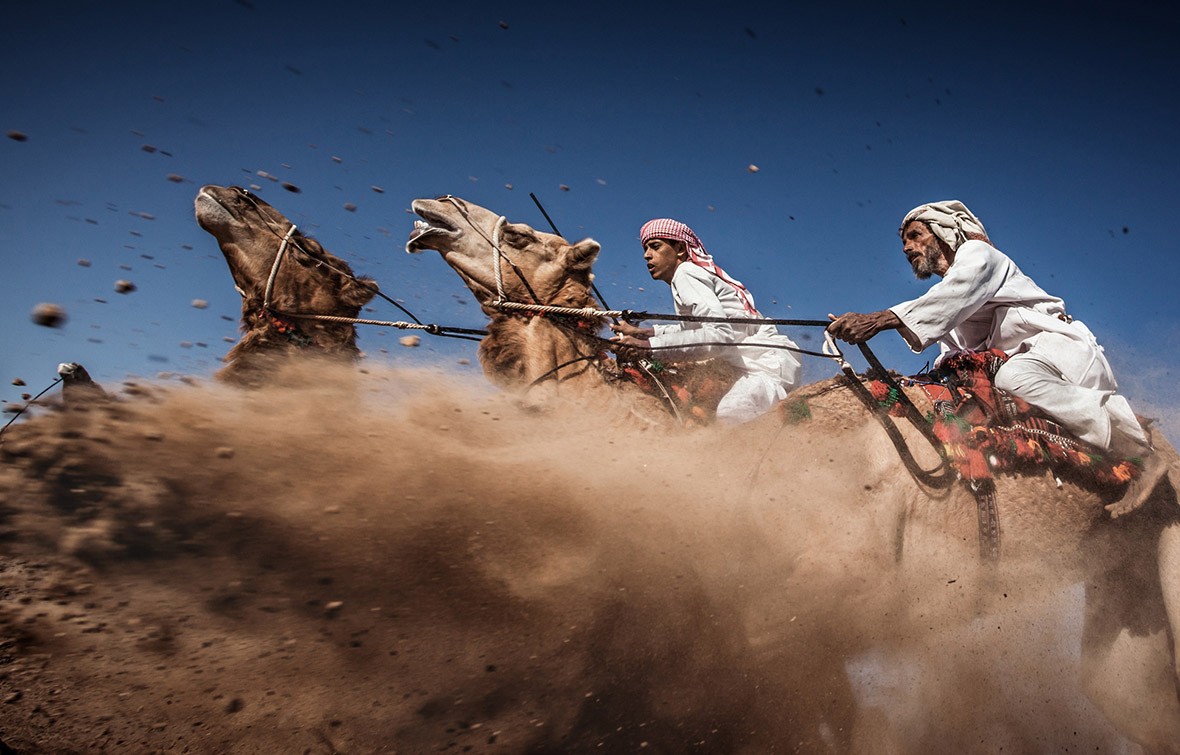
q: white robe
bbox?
[889,240,1145,449]
[650,263,802,423]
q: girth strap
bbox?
[972,481,1001,562]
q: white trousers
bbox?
[992,332,1145,450]
[716,373,788,424]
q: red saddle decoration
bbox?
[869,349,1142,487]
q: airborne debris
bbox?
[166,173,185,183]
[504,183,513,190]
[499,20,509,29]
[399,335,421,348]
[371,185,384,193]
[559,184,570,192]
[747,164,760,173]
[11,378,26,387]
[30,302,67,328]
[281,182,301,193]
[141,144,157,153]
[7,130,28,142]
[191,299,209,309]
[343,202,357,212]
[114,280,136,294]
[77,258,91,267]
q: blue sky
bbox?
[3,1,1179,436]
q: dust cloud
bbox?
[0,362,1156,752]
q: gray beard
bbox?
[909,242,942,279]
[911,256,937,280]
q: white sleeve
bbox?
[889,243,1007,352]
[648,272,737,359]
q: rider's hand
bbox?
[610,333,651,359]
[609,321,654,339]
[826,311,902,344]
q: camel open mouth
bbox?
[406,202,462,253]
[405,220,461,253]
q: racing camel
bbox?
[407,193,1180,753]
[195,184,378,383]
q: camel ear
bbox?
[297,236,326,259]
[344,276,378,308]
[565,238,600,271]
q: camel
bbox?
[407,194,1180,753]
[195,184,377,383]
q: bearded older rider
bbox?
[827,200,1166,517]
[610,219,802,423]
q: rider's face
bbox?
[901,221,952,279]
[643,238,685,284]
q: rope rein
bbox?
[0,377,62,444]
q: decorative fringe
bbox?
[868,349,1141,489]
[620,358,742,425]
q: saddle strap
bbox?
[972,481,1001,561]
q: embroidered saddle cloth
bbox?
[869,349,1143,486]
[619,358,743,424]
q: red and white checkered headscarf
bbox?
[639,218,760,316]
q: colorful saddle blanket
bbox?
[619,358,743,424]
[869,349,1142,486]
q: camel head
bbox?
[194,185,379,382]
[195,185,377,312]
[405,195,601,314]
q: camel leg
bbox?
[1157,520,1180,739]
[1080,520,1180,754]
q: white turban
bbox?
[900,200,989,251]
